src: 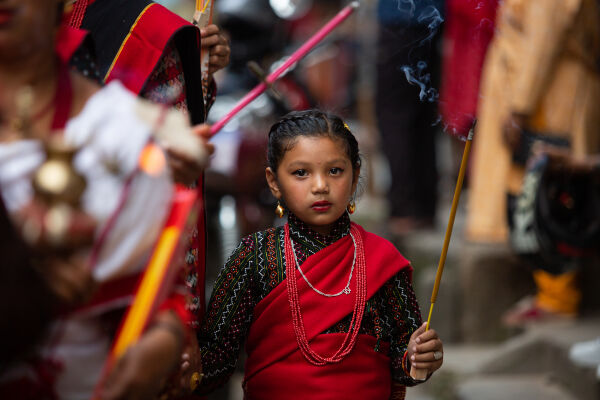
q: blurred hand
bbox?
[101,312,184,400]
[167,124,214,186]
[407,322,443,376]
[178,332,203,393]
[201,24,230,75]
[502,113,528,151]
[43,252,96,305]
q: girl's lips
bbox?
[311,201,331,211]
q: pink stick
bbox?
[210,1,359,136]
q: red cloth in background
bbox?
[440,0,499,137]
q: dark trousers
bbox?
[375,24,440,219]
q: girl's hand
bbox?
[101,312,184,400]
[200,24,230,75]
[407,322,444,376]
[167,124,214,186]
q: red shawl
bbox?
[244,224,411,399]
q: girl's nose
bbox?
[312,174,329,193]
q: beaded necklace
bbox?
[289,233,355,297]
[69,0,89,29]
[284,223,367,365]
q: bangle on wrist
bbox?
[402,350,411,377]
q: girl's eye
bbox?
[330,167,343,175]
[293,169,307,177]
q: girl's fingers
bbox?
[411,349,443,363]
[410,322,427,339]
[414,338,443,354]
[415,328,438,344]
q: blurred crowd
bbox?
[1,0,599,398]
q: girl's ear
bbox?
[265,167,281,199]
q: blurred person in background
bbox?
[375,0,445,235]
[63,0,231,358]
[466,0,600,325]
[0,0,213,398]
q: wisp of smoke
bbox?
[401,61,438,103]
[396,1,444,105]
[417,5,444,46]
[396,0,416,17]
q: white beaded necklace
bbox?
[289,233,356,297]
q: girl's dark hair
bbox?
[267,110,361,173]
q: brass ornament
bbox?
[275,201,285,218]
[28,137,87,248]
[189,371,204,391]
[346,201,356,214]
[32,137,86,207]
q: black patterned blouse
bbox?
[197,212,423,394]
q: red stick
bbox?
[209,1,359,136]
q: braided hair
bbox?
[267,110,361,175]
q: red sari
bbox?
[243,223,411,399]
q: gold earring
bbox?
[275,201,285,218]
[347,201,356,214]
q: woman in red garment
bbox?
[0,1,212,398]
[63,0,231,337]
[194,110,444,399]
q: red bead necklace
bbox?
[69,0,89,29]
[284,223,367,366]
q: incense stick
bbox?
[209,2,359,136]
[410,120,476,380]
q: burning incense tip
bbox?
[467,119,477,141]
[350,1,360,8]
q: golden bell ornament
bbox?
[347,201,356,214]
[32,137,86,207]
[275,201,285,218]
[28,137,87,248]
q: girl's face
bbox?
[0,0,61,62]
[266,136,359,236]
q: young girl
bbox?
[194,110,443,399]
